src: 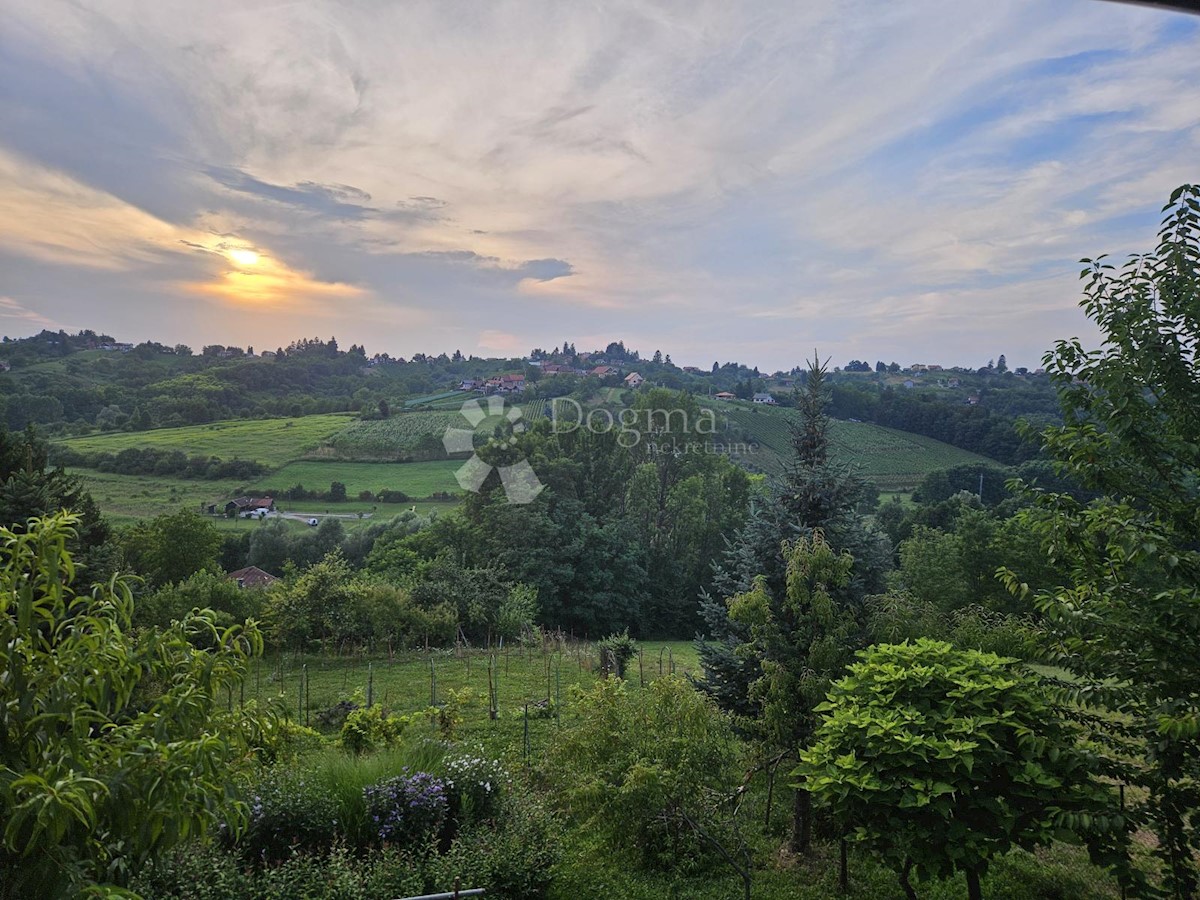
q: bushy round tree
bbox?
[796,639,1130,900]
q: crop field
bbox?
[58,414,354,468]
[721,404,994,490]
[249,640,703,758]
[264,460,463,499]
[320,411,464,459]
[404,390,474,409]
[520,397,547,420]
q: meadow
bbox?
[264,459,463,499]
[60,414,354,468]
[69,468,461,527]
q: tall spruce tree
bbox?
[696,355,888,852]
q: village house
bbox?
[715,391,737,400]
[752,392,777,405]
[485,373,525,393]
[589,365,619,377]
[624,372,645,388]
[225,496,275,517]
[226,566,279,589]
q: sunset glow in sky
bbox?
[0,1,1197,370]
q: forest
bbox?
[1,185,1199,899]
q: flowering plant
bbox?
[444,748,511,822]
[364,769,448,846]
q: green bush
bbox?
[427,789,561,900]
[596,628,637,677]
[232,767,340,862]
[546,675,740,869]
[0,513,270,898]
[340,704,419,754]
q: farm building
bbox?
[752,392,777,405]
[226,566,279,589]
[715,391,737,400]
[225,496,275,516]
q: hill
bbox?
[54,395,996,523]
[716,400,996,491]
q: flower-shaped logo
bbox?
[443,396,544,504]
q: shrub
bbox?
[596,628,637,677]
[256,721,326,765]
[234,768,340,862]
[0,513,269,898]
[428,789,561,900]
[444,747,511,824]
[546,675,740,869]
[340,705,416,755]
[364,771,449,847]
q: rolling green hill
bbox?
[59,414,354,468]
[54,396,997,523]
[716,401,996,490]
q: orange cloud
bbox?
[182,256,364,309]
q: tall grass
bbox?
[297,740,447,849]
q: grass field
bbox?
[264,460,463,498]
[60,414,354,467]
[70,468,461,527]
[720,403,995,490]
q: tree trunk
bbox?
[899,858,918,900]
[790,785,811,854]
[966,868,982,900]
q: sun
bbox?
[227,248,260,266]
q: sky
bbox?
[0,1,1197,372]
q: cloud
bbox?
[0,0,1196,367]
[0,295,59,330]
[206,167,379,220]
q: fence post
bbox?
[430,658,437,707]
[367,662,374,708]
[523,704,530,760]
[638,649,644,688]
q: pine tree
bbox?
[696,354,889,853]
